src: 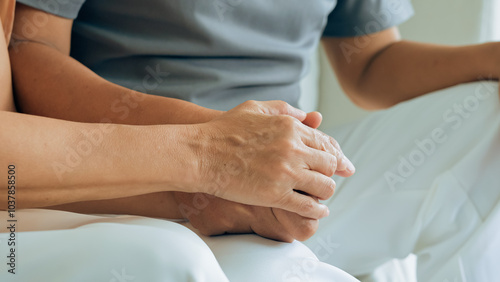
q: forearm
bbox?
[356,41,498,108]
[0,110,201,209]
[9,41,220,125]
[8,41,218,216]
[47,192,184,219]
[0,19,15,112]
[7,41,220,216]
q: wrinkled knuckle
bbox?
[243,100,259,109]
[317,177,335,200]
[329,136,342,153]
[278,115,298,130]
[325,154,337,177]
[318,134,332,152]
[329,136,340,147]
[325,167,335,178]
[309,129,321,147]
[299,198,315,214]
[276,100,290,111]
[276,138,297,154]
[315,132,332,153]
[280,138,295,150]
[325,177,336,198]
[331,145,343,160]
[272,162,293,185]
[275,191,291,208]
[275,159,291,173]
[331,154,338,174]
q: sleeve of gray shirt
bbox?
[17,0,86,19]
[323,0,414,37]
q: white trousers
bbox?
[0,209,357,282]
[304,82,500,281]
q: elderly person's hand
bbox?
[196,100,354,219]
[176,107,352,242]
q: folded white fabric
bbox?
[0,210,229,282]
[0,209,359,282]
[184,222,358,282]
[305,82,500,281]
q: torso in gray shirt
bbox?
[18,0,413,110]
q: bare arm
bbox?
[1,100,352,220]
[4,4,220,219]
[0,8,15,112]
[3,17,200,209]
[0,110,205,209]
[9,4,220,124]
[323,27,499,109]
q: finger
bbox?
[256,100,307,122]
[302,147,337,177]
[298,125,355,174]
[303,111,322,129]
[295,170,336,201]
[249,207,295,243]
[273,208,319,241]
[278,191,330,219]
[334,169,354,178]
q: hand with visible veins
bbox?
[195,100,354,220]
[176,109,353,242]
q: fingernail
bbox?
[341,156,355,173]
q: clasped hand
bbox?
[177,100,355,241]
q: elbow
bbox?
[342,85,401,111]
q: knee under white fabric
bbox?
[0,209,358,281]
[0,211,229,282]
[305,81,500,281]
[183,222,359,282]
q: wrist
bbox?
[103,123,205,194]
[200,109,224,123]
[186,122,220,195]
[160,124,207,193]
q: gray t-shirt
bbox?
[18,0,413,110]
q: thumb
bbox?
[302,111,323,129]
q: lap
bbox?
[0,209,228,282]
[0,209,358,282]
[182,222,359,282]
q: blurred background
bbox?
[298,0,500,130]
